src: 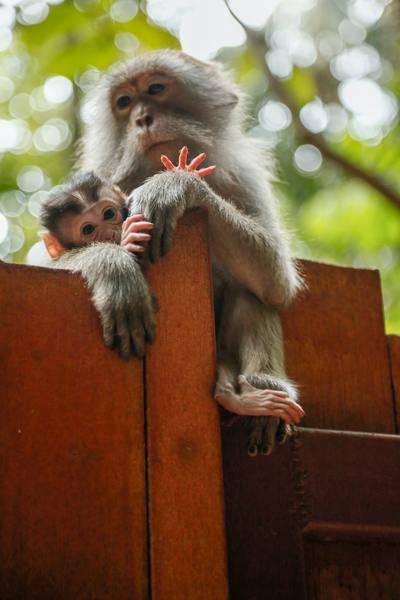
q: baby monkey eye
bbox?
[103,208,116,220]
[82,224,95,236]
[148,83,165,95]
[121,207,129,220]
[116,95,132,109]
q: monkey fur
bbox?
[46,50,304,454]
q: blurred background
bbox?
[0,0,399,330]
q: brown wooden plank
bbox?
[145,211,229,599]
[0,262,147,600]
[387,334,400,433]
[296,429,400,541]
[305,540,400,600]
[221,425,307,600]
[282,260,395,433]
[222,427,400,598]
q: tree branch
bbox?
[224,1,400,212]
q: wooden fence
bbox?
[1,211,399,599]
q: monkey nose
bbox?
[135,114,153,129]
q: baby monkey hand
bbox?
[161,146,216,177]
[121,214,153,254]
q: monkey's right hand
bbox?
[56,243,156,359]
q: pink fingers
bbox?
[161,155,175,171]
[123,232,151,242]
[187,152,206,170]
[122,220,153,235]
[195,166,216,177]
[124,244,146,254]
[178,146,188,169]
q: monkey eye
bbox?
[116,95,132,110]
[103,208,116,220]
[148,83,165,95]
[82,223,95,236]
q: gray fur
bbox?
[49,50,303,452]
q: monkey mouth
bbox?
[146,138,177,151]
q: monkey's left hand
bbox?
[129,152,214,263]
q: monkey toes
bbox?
[240,374,302,457]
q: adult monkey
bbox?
[67,50,304,455]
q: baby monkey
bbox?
[40,148,215,259]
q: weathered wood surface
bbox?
[222,428,400,600]
[387,334,400,433]
[282,260,395,433]
[0,212,228,599]
[0,263,147,599]
[146,211,229,600]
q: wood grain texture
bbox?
[305,541,400,600]
[387,335,400,433]
[282,260,395,433]
[297,429,400,539]
[0,262,147,600]
[145,211,229,600]
[221,426,307,600]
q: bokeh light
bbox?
[294,144,323,173]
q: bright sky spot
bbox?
[7,223,25,253]
[270,27,317,68]
[266,50,292,79]
[0,27,13,52]
[0,6,16,28]
[179,0,246,59]
[33,118,72,152]
[294,144,322,173]
[348,0,386,28]
[114,31,140,53]
[300,99,328,134]
[331,44,381,81]
[339,78,397,128]
[110,0,138,22]
[17,166,45,193]
[28,190,49,218]
[338,18,366,45]
[18,2,49,25]
[0,190,26,217]
[0,76,15,103]
[26,240,49,265]
[259,101,292,132]
[43,75,73,104]
[0,213,9,245]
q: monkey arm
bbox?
[129,170,302,308]
[52,243,156,358]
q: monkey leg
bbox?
[215,285,303,456]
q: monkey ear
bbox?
[40,231,66,259]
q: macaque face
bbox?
[59,187,127,247]
[111,71,190,164]
[83,51,239,186]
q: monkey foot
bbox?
[239,374,302,457]
[214,371,303,456]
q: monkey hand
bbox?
[57,244,156,359]
[121,214,153,254]
[161,146,216,178]
[129,166,211,263]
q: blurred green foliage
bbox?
[0,0,399,332]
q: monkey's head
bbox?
[81,50,242,190]
[39,171,129,258]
